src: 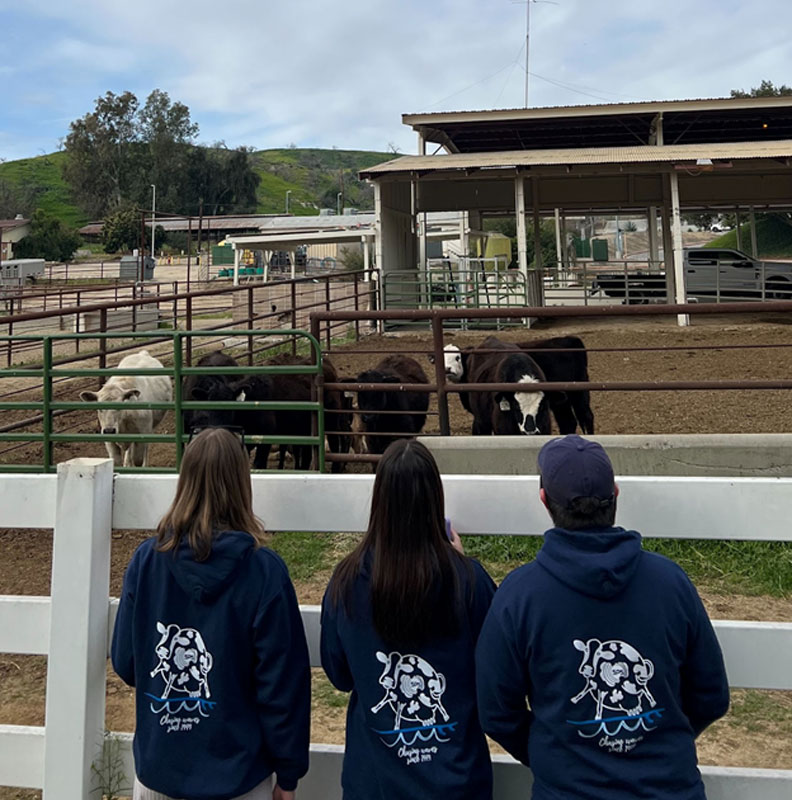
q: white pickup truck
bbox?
[592,248,792,303]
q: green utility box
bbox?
[573,237,591,258]
[212,245,235,265]
[591,239,609,262]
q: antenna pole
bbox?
[524,0,531,107]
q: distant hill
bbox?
[0,147,396,228]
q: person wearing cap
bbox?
[474,434,729,800]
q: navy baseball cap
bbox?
[537,435,615,508]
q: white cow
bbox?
[80,350,172,467]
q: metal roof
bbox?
[0,218,30,231]
[404,96,792,125]
[361,140,792,178]
[406,97,792,154]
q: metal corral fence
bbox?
[310,300,792,470]
[0,330,326,473]
[0,464,790,798]
[0,268,376,367]
[382,265,542,326]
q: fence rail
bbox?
[0,463,790,797]
[0,330,326,473]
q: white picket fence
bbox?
[1,459,792,798]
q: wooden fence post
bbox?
[43,458,114,799]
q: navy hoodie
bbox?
[321,554,497,800]
[476,527,730,800]
[111,532,311,799]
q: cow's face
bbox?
[80,384,141,434]
[495,375,544,435]
[376,650,396,688]
[186,378,244,431]
[356,372,397,425]
[443,345,464,382]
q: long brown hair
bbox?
[157,427,266,560]
[330,439,469,647]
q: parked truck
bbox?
[592,248,792,303]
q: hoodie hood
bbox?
[165,530,254,603]
[536,526,642,599]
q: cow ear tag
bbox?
[499,399,510,411]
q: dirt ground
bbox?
[3,315,792,795]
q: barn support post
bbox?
[668,171,690,326]
[749,206,759,258]
[43,457,113,799]
[373,182,385,331]
[554,208,562,272]
[431,315,451,436]
[514,175,528,280]
[648,206,659,267]
[233,243,240,286]
[531,176,544,306]
[735,207,743,251]
[660,176,675,305]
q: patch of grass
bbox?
[724,689,792,735]
[267,531,334,581]
[312,670,349,709]
[462,535,792,596]
[643,539,792,597]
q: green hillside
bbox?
[707,214,792,257]
[0,147,396,227]
[251,148,393,215]
[0,151,86,227]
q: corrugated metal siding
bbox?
[361,140,792,177]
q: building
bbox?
[359,96,792,322]
[0,216,31,260]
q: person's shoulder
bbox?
[640,548,694,585]
[251,545,291,581]
[493,561,541,599]
[128,535,158,565]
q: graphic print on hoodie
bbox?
[147,622,216,730]
[370,650,455,762]
[568,637,662,752]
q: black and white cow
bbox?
[371,651,449,730]
[354,355,430,455]
[463,336,551,436]
[435,335,594,434]
[571,638,656,720]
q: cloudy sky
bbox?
[1,0,791,161]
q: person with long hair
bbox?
[320,439,497,799]
[112,427,311,800]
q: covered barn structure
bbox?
[360,96,792,325]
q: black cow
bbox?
[266,354,352,472]
[181,351,276,469]
[355,355,429,455]
[435,335,594,434]
[463,337,551,436]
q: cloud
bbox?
[1,0,791,160]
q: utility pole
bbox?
[524,0,531,108]
[150,184,156,260]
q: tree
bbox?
[62,90,260,220]
[101,207,165,254]
[731,80,792,98]
[63,91,141,217]
[14,210,81,262]
[0,179,37,218]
